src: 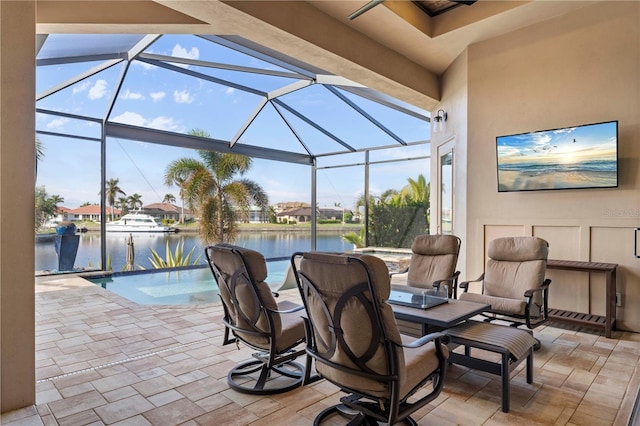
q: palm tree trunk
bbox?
[218,191,224,243]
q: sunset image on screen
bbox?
[496,121,617,192]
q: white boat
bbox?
[106,213,174,232]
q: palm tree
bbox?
[128,193,143,211]
[49,194,64,209]
[164,129,269,244]
[116,196,129,216]
[35,136,44,162]
[399,174,430,206]
[104,178,126,221]
[163,193,176,204]
[164,169,189,224]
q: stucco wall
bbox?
[1,0,36,412]
[456,2,640,330]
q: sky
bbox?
[35,34,431,211]
[496,121,617,165]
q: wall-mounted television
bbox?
[496,120,618,192]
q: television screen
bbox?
[496,120,618,192]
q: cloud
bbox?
[131,59,157,71]
[72,81,91,94]
[553,127,576,134]
[173,90,194,104]
[172,44,199,60]
[111,111,184,132]
[88,79,109,100]
[225,87,236,95]
[147,116,183,132]
[150,91,166,102]
[169,44,200,69]
[46,117,69,130]
[532,133,552,146]
[120,89,144,100]
[112,111,146,127]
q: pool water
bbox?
[90,260,290,305]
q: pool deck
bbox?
[2,274,639,425]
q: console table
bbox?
[546,259,618,338]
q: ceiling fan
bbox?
[349,0,478,20]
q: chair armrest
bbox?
[432,271,460,288]
[432,271,460,298]
[523,278,552,298]
[275,306,305,314]
[389,266,409,277]
[400,332,445,349]
[459,273,484,292]
[270,302,305,314]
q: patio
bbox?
[2,274,638,425]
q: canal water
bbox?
[35,230,352,272]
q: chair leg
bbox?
[313,404,417,426]
[227,358,305,395]
[312,394,420,426]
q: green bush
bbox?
[317,219,341,224]
[369,205,428,248]
[145,240,201,269]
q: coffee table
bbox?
[391,297,490,335]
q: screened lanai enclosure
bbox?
[35,33,434,273]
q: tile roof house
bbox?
[67,205,121,222]
[273,201,311,214]
[143,203,194,222]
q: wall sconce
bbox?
[432,109,447,133]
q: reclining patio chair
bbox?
[391,234,461,299]
[205,243,307,394]
[292,251,448,425]
[458,236,551,348]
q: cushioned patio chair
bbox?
[458,236,551,347]
[390,234,461,299]
[292,251,448,425]
[205,243,307,394]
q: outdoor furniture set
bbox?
[205,234,554,424]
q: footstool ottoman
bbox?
[444,321,537,412]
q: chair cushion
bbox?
[218,243,268,282]
[484,259,546,300]
[210,244,298,351]
[406,235,459,290]
[299,252,404,398]
[275,300,306,353]
[459,292,527,316]
[484,237,548,302]
[411,234,460,256]
[400,334,448,399]
[488,237,548,262]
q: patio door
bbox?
[437,140,454,235]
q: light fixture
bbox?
[432,109,447,133]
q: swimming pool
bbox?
[89,260,290,305]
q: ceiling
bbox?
[36,33,432,165]
[308,0,595,75]
[36,1,596,110]
[412,0,477,17]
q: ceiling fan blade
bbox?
[348,0,386,20]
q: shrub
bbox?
[146,240,201,269]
